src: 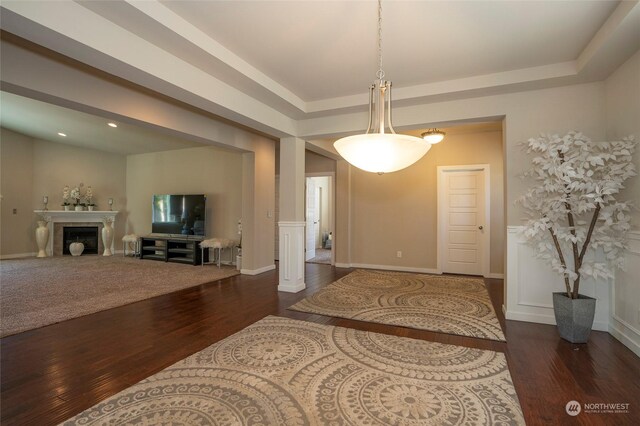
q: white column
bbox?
[278,221,306,292]
[278,137,306,292]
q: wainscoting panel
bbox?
[609,231,640,357]
[505,226,611,332]
[277,221,306,292]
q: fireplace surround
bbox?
[34,210,118,256]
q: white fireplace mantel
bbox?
[34,210,119,256]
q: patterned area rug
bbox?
[289,269,506,341]
[61,316,524,425]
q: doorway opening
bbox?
[305,174,334,265]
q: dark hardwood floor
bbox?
[1,263,638,425]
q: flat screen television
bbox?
[152,194,206,236]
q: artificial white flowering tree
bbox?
[517,131,636,299]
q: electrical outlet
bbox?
[12,208,17,214]
[396,251,402,258]
[267,210,273,218]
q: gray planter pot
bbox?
[552,292,596,343]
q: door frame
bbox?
[305,172,336,265]
[437,164,491,277]
[304,177,317,261]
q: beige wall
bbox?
[335,160,352,265]
[300,82,607,227]
[31,139,127,218]
[338,130,504,274]
[306,150,336,174]
[1,38,276,272]
[605,49,640,350]
[1,128,34,256]
[605,49,640,228]
[0,128,128,256]
[126,147,243,242]
[244,139,276,269]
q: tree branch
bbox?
[573,204,602,298]
[549,227,572,298]
[559,151,580,297]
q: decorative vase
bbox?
[88,206,94,211]
[35,221,49,258]
[552,292,596,343]
[64,205,70,211]
[69,241,85,256]
[102,221,114,256]
[75,205,83,212]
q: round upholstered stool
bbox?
[122,234,140,257]
[200,238,237,267]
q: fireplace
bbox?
[63,226,99,255]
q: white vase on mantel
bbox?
[36,221,49,258]
[102,220,114,256]
[75,205,83,212]
[63,205,70,211]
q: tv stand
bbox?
[140,236,207,266]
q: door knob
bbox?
[478,226,484,230]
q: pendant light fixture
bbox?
[334,0,431,174]
[421,128,446,144]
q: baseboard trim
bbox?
[609,316,640,357]
[278,282,306,293]
[0,252,36,260]
[336,263,441,275]
[505,310,608,332]
[486,273,504,279]
[241,264,276,276]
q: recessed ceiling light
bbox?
[57,132,67,137]
[108,122,117,128]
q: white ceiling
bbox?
[0,0,638,141]
[159,0,618,101]
[0,91,204,155]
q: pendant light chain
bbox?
[376,0,384,80]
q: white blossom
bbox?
[517,132,636,298]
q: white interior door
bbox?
[305,178,316,260]
[439,166,489,276]
[315,187,322,249]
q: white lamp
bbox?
[333,0,430,175]
[421,129,446,144]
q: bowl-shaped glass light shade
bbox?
[334,133,431,174]
[421,131,445,144]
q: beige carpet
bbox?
[61,316,524,425]
[0,256,239,337]
[289,269,506,341]
[307,248,332,264]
